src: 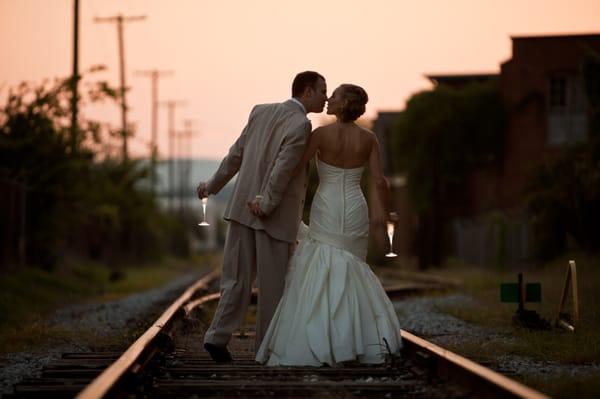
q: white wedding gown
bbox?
[255,159,402,366]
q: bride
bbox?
[255,84,402,366]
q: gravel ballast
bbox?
[394,294,600,381]
[0,272,201,395]
[2,280,598,396]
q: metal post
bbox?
[116,16,127,160]
[19,179,26,267]
[518,272,524,313]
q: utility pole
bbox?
[94,14,146,161]
[177,120,199,216]
[161,100,186,210]
[135,69,173,194]
[70,0,79,155]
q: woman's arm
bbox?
[368,134,390,223]
[292,127,321,177]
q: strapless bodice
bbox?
[308,159,369,259]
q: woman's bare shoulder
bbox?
[311,123,338,139]
[314,123,338,132]
[358,126,378,143]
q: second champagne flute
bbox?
[198,197,210,226]
[385,219,397,258]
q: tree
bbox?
[0,75,180,269]
[391,81,506,267]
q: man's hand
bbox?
[196,182,208,199]
[247,199,265,217]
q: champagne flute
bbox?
[198,197,210,226]
[385,218,397,258]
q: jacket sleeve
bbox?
[260,119,311,215]
[206,106,258,194]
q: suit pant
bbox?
[203,221,292,351]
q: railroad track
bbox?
[4,268,550,399]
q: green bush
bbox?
[0,76,189,268]
[391,81,506,266]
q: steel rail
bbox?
[76,268,549,399]
[76,268,220,399]
[181,281,550,399]
[400,330,550,399]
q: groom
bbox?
[196,71,327,362]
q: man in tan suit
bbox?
[196,71,327,362]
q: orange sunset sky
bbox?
[2,0,600,160]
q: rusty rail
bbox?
[75,268,549,399]
[400,330,550,399]
[75,269,220,399]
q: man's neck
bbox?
[290,97,308,114]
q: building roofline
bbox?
[510,32,600,40]
[425,73,499,85]
[425,72,499,79]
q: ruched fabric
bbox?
[256,160,402,366]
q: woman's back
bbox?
[308,122,375,247]
[290,84,389,228]
[316,123,375,169]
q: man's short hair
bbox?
[292,71,325,98]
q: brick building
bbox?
[498,34,599,209]
[372,33,600,266]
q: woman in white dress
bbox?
[255,84,401,366]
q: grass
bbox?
[429,252,600,364]
[0,252,221,354]
[396,252,600,397]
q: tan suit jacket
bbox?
[206,100,311,243]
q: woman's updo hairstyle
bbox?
[339,84,368,123]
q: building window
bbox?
[547,74,587,146]
[549,77,567,107]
